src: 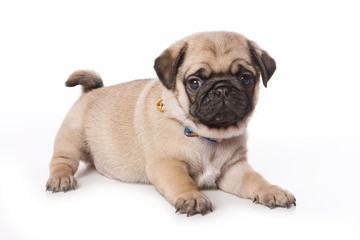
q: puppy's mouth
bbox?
[191,81,253,128]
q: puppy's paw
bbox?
[253,185,296,209]
[46,175,77,193]
[174,191,213,216]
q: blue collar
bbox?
[184,127,222,143]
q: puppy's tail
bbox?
[65,70,104,93]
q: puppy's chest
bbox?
[189,144,236,189]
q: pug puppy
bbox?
[46,31,296,216]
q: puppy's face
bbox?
[154,32,276,137]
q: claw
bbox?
[269,203,275,209]
[200,207,212,216]
[187,211,196,217]
[191,211,198,217]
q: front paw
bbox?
[46,175,77,193]
[174,191,213,216]
[253,185,296,209]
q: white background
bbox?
[1,0,359,239]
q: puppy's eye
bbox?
[240,74,253,85]
[188,78,202,90]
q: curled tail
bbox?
[65,70,103,93]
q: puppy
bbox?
[46,31,296,216]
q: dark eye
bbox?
[188,78,202,90]
[240,74,253,85]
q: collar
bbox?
[157,99,222,143]
[184,126,222,143]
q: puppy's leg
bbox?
[46,114,84,192]
[146,159,212,216]
[217,161,296,208]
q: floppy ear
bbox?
[248,41,276,88]
[154,43,188,89]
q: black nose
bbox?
[215,86,230,98]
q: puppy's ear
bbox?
[248,41,276,88]
[154,42,188,89]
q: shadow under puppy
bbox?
[46,31,296,216]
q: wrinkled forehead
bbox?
[181,34,256,78]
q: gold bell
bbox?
[157,99,165,112]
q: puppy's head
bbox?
[154,31,276,138]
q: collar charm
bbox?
[157,99,165,112]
